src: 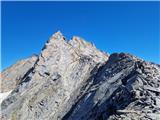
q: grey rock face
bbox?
[0,32,160,120]
[63,53,160,120]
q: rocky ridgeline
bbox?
[0,31,160,120]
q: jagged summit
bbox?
[48,31,96,49]
[71,35,96,49]
[1,32,160,120]
[52,30,63,37]
[50,31,64,41]
[41,32,109,65]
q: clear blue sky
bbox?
[1,1,160,70]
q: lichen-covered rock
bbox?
[0,32,159,120]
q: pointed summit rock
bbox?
[42,31,66,51]
[1,32,160,120]
[50,31,65,41]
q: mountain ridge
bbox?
[1,32,160,120]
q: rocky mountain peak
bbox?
[43,31,66,50]
[1,32,160,120]
[70,36,94,48]
[39,32,109,71]
[51,30,64,40]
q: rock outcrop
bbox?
[1,31,160,120]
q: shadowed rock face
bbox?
[1,32,160,120]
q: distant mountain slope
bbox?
[1,32,160,120]
[1,55,38,92]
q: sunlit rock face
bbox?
[1,32,160,120]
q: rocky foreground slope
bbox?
[1,31,160,120]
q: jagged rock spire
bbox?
[46,31,66,45]
[51,30,63,39]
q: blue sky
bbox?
[1,1,160,70]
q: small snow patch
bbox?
[0,91,12,104]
